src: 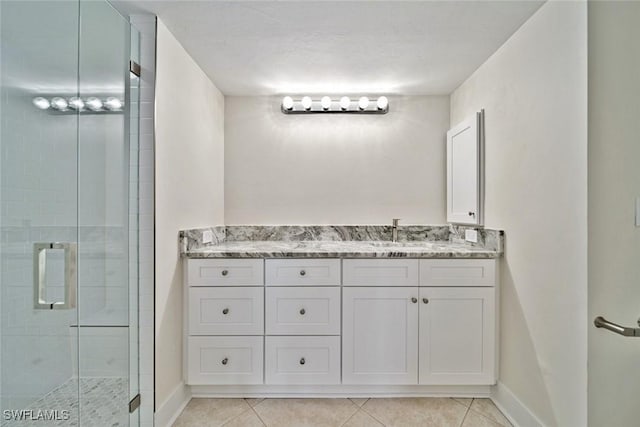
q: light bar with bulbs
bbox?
[281,96,389,114]
[32,96,124,113]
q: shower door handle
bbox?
[33,242,77,310]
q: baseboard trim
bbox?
[491,381,546,427]
[154,382,192,427]
[190,384,491,398]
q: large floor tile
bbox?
[342,410,384,427]
[245,398,265,407]
[469,399,513,427]
[348,398,369,407]
[253,398,358,427]
[222,408,265,427]
[452,397,473,408]
[362,397,468,427]
[173,398,250,427]
[461,410,504,427]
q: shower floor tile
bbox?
[2,377,129,427]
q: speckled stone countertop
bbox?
[180,225,503,259]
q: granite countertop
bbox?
[183,240,501,259]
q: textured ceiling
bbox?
[112,0,544,95]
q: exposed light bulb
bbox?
[105,97,123,111]
[32,97,50,110]
[282,96,294,110]
[339,96,351,110]
[86,97,103,111]
[50,97,68,111]
[358,96,370,110]
[376,96,389,111]
[69,97,84,110]
[301,96,312,110]
[320,96,332,110]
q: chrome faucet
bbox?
[392,218,400,242]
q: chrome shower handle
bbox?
[33,242,77,310]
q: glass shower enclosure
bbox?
[0,1,140,425]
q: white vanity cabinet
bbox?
[342,258,497,386]
[185,256,498,392]
[185,259,265,385]
[342,286,419,384]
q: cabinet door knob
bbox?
[299,308,306,315]
[468,212,475,217]
[299,358,306,365]
[423,298,429,304]
[299,270,306,276]
[411,297,418,303]
[222,308,229,315]
[221,269,229,276]
[221,358,228,365]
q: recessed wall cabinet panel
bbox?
[342,287,419,384]
[447,110,485,225]
[418,287,496,385]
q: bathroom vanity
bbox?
[181,225,502,398]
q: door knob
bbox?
[594,316,640,337]
[411,297,417,303]
[423,298,429,304]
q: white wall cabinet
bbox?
[447,111,484,225]
[342,287,419,384]
[185,257,498,391]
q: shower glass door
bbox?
[0,1,139,425]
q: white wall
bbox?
[588,3,640,426]
[224,96,449,224]
[450,2,587,426]
[155,19,225,408]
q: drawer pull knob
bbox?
[221,358,228,365]
[299,308,306,315]
[222,308,229,315]
[299,270,306,276]
[221,270,229,276]
[411,297,418,303]
[468,211,475,217]
[299,358,305,365]
[423,298,429,304]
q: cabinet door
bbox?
[447,112,483,225]
[342,287,419,384]
[419,287,495,385]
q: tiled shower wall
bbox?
[130,14,156,427]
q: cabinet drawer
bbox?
[187,259,264,286]
[187,336,263,385]
[265,336,340,385]
[343,259,419,286]
[265,259,340,286]
[419,259,496,286]
[265,287,340,335]
[189,287,264,335]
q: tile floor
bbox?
[1,377,128,427]
[173,397,513,427]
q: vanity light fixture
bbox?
[31,95,124,113]
[281,95,389,114]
